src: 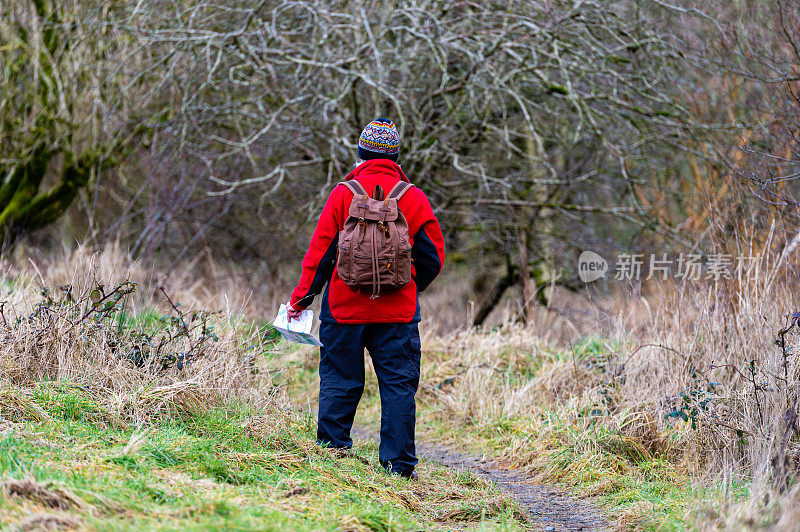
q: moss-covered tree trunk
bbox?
[0,150,94,244]
[0,1,113,246]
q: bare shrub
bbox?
[0,246,279,422]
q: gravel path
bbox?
[353,427,610,531]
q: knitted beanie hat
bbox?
[358,118,400,162]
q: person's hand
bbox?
[286,302,303,321]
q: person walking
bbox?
[287,118,445,479]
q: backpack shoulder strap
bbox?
[340,180,367,196]
[387,181,414,201]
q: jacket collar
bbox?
[344,159,410,183]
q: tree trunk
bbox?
[517,227,535,323]
[524,134,554,310]
[473,259,519,327]
[0,151,94,245]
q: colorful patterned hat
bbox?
[358,118,400,161]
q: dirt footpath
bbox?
[353,427,609,531]
[415,441,610,531]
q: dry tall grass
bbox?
[4,242,800,528]
[0,244,278,423]
[411,247,800,528]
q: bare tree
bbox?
[0,0,147,244]
[3,1,735,320]
[113,0,707,321]
[652,1,800,258]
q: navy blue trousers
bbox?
[317,321,421,475]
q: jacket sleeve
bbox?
[290,188,342,310]
[411,195,445,292]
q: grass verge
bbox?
[0,384,526,531]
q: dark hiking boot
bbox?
[384,465,418,480]
[400,470,418,481]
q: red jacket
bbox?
[290,159,445,324]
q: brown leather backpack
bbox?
[336,179,414,298]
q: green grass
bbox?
[0,384,526,531]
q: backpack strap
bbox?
[340,180,368,196]
[387,181,413,200]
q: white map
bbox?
[272,304,323,347]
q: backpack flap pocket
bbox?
[348,196,399,222]
[351,253,377,287]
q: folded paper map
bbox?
[272,304,323,347]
